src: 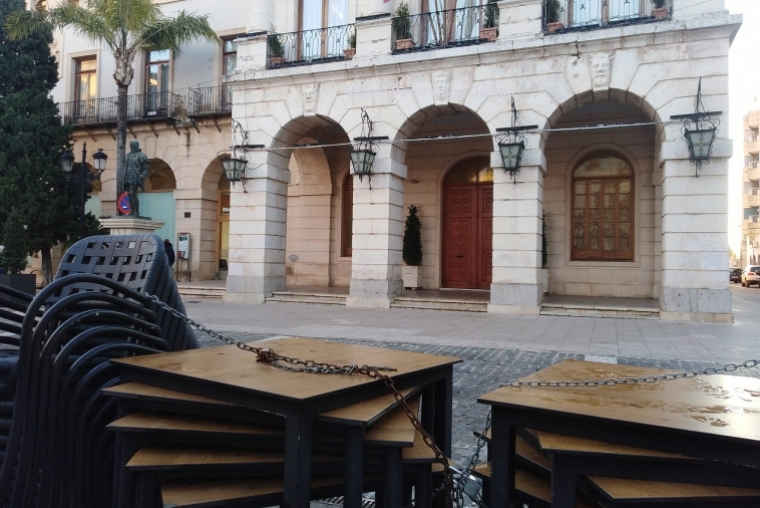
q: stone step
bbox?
[540,304,659,320]
[178,287,225,299]
[267,293,347,306]
[391,298,487,313]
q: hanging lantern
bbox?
[671,78,721,177]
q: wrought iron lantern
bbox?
[496,97,538,184]
[59,149,75,174]
[671,78,721,177]
[350,109,386,189]
[219,120,263,192]
[92,148,108,173]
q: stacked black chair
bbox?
[0,234,198,508]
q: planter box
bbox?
[652,7,669,19]
[269,56,286,67]
[479,27,498,41]
[402,266,422,289]
[0,273,36,303]
[546,22,564,33]
[395,38,414,51]
[343,48,356,59]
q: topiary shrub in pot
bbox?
[545,0,564,33]
[652,0,669,19]
[402,205,423,289]
[480,0,499,41]
[393,2,414,51]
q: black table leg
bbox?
[384,447,403,508]
[414,464,432,508]
[434,369,453,457]
[284,407,314,508]
[551,455,577,508]
[344,426,365,508]
[489,407,515,508]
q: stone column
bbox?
[488,135,545,314]
[498,0,542,40]
[355,0,394,18]
[346,144,406,309]
[224,150,290,303]
[659,126,732,322]
[355,15,393,59]
[247,0,275,33]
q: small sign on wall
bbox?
[177,233,190,259]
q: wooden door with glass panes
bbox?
[571,154,634,261]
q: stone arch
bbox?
[144,158,177,192]
[139,158,176,252]
[543,88,662,132]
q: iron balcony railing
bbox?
[188,85,233,116]
[267,24,356,69]
[391,3,498,54]
[543,0,672,33]
[750,133,759,142]
[59,91,183,126]
[750,161,760,169]
[751,215,760,224]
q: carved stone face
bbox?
[432,71,451,105]
[591,53,612,90]
[302,84,319,115]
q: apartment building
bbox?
[741,109,760,266]
[46,0,739,321]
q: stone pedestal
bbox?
[100,217,166,236]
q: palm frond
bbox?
[3,10,51,40]
[49,2,118,49]
[135,11,218,53]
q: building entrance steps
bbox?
[177,280,226,299]
[540,295,660,320]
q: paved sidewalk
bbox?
[184,286,760,365]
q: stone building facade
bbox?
[43,0,739,322]
[741,109,760,267]
[226,0,739,322]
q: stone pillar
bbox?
[498,0,542,40]
[659,128,733,322]
[224,151,290,303]
[247,0,275,33]
[488,135,545,314]
[346,145,406,309]
[355,16,392,59]
[356,0,394,18]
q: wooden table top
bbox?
[479,360,760,443]
[113,337,460,402]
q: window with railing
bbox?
[392,1,497,54]
[751,215,760,224]
[188,85,232,116]
[749,130,759,143]
[267,24,355,68]
[145,49,171,115]
[73,57,97,122]
[544,0,670,32]
[750,160,759,169]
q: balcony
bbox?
[744,189,760,209]
[188,85,232,117]
[267,24,355,69]
[59,91,183,127]
[391,3,498,54]
[745,216,760,232]
[747,138,760,155]
[748,161,760,182]
[543,0,671,33]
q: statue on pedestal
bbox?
[118,140,150,217]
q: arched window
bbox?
[572,153,633,261]
[341,173,353,257]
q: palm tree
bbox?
[4,0,218,198]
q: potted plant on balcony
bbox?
[651,0,669,19]
[344,31,356,59]
[268,34,286,66]
[480,0,499,41]
[402,205,423,289]
[393,2,414,51]
[545,0,564,33]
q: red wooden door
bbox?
[443,183,493,289]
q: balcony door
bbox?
[423,0,481,46]
[74,57,97,121]
[299,0,349,60]
[145,49,170,115]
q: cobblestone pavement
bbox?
[193,330,760,465]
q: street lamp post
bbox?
[60,143,108,240]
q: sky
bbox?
[726,0,760,253]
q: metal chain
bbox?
[143,293,453,507]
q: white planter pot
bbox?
[402,266,422,289]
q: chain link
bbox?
[144,293,453,507]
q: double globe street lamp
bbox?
[60,143,108,240]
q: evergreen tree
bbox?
[403,205,423,267]
[0,0,80,282]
